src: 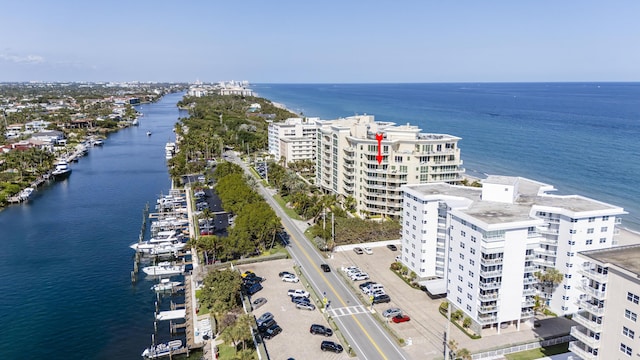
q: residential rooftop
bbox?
[580,244,640,276]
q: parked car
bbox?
[392,314,411,323]
[261,324,282,339]
[321,264,331,272]
[252,297,267,310]
[342,266,360,273]
[278,271,295,278]
[257,318,277,332]
[281,274,299,283]
[310,324,333,337]
[372,294,391,304]
[382,308,402,318]
[244,283,263,296]
[363,247,373,255]
[296,302,316,311]
[287,289,310,298]
[387,244,398,251]
[241,271,255,279]
[350,273,370,281]
[243,276,264,286]
[291,296,311,304]
[321,340,344,353]
[256,312,274,327]
[353,247,364,255]
[359,281,376,290]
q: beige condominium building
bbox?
[268,117,320,165]
[401,176,627,335]
[315,114,464,219]
[570,245,640,360]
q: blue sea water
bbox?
[0,93,185,359]
[253,83,640,230]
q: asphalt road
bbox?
[228,152,410,360]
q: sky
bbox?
[1,1,639,83]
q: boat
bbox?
[92,138,104,146]
[151,278,182,292]
[142,262,185,276]
[51,161,72,180]
[141,340,183,359]
[132,118,139,126]
[129,240,186,255]
[19,187,34,200]
[146,131,152,136]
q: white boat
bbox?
[19,187,34,200]
[51,161,72,180]
[92,138,104,146]
[130,239,185,255]
[132,118,139,126]
[142,262,185,276]
[141,340,182,359]
[151,278,182,292]
[149,230,185,243]
[146,131,152,136]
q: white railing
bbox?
[568,341,598,360]
[570,326,601,349]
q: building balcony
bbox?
[570,326,601,349]
[521,310,535,318]
[534,248,557,257]
[477,314,498,325]
[577,299,605,316]
[537,225,559,235]
[578,268,609,283]
[479,292,499,301]
[523,287,537,296]
[522,299,535,307]
[524,264,537,273]
[480,257,504,266]
[539,237,558,245]
[568,341,598,360]
[580,284,606,300]
[478,305,498,313]
[573,312,603,333]
[533,257,555,267]
[523,277,537,285]
[343,162,354,170]
[479,281,502,290]
[479,269,502,278]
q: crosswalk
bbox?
[327,305,369,318]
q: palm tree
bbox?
[456,348,472,360]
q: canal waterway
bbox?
[0,92,185,359]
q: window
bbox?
[458,275,463,282]
[460,243,466,249]
[564,274,572,279]
[457,286,462,293]
[627,292,640,304]
[567,252,575,257]
[456,297,462,304]
[466,304,472,311]
[601,226,608,232]
[568,240,575,245]
[600,237,607,244]
[459,253,465,260]
[587,228,594,234]
[461,231,466,237]
[586,239,593,245]
[620,343,632,356]
[467,282,473,289]
[471,236,476,243]
[469,271,474,277]
[569,229,576,234]
[623,326,635,339]
[459,264,464,271]
[469,259,475,266]
[625,309,637,322]
[470,248,476,255]
[467,293,472,300]
[571,218,578,223]
[603,216,609,221]
[589,217,595,222]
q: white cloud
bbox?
[0,53,45,64]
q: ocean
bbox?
[252,83,640,231]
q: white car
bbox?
[281,274,299,283]
[350,273,370,281]
[287,289,310,298]
[363,247,373,255]
[341,266,360,273]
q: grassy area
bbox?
[504,343,569,360]
[217,343,236,359]
[194,289,210,315]
[273,193,303,220]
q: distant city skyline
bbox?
[2,1,639,83]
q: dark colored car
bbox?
[278,271,295,278]
[257,318,276,332]
[353,247,364,255]
[321,340,343,353]
[243,283,263,296]
[387,244,398,251]
[310,324,333,337]
[291,296,311,304]
[359,281,376,290]
[256,312,274,327]
[321,264,331,272]
[243,276,264,286]
[261,324,282,339]
[372,294,391,304]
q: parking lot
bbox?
[237,259,352,360]
[327,244,575,359]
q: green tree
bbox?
[462,317,472,329]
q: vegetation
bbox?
[439,301,482,340]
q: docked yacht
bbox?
[151,278,182,292]
[130,240,186,255]
[142,262,185,276]
[19,187,34,200]
[51,161,72,180]
[141,340,182,359]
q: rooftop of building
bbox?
[404,176,626,225]
[580,244,640,276]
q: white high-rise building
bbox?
[401,176,626,335]
[267,117,320,165]
[316,114,464,219]
[570,245,640,360]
